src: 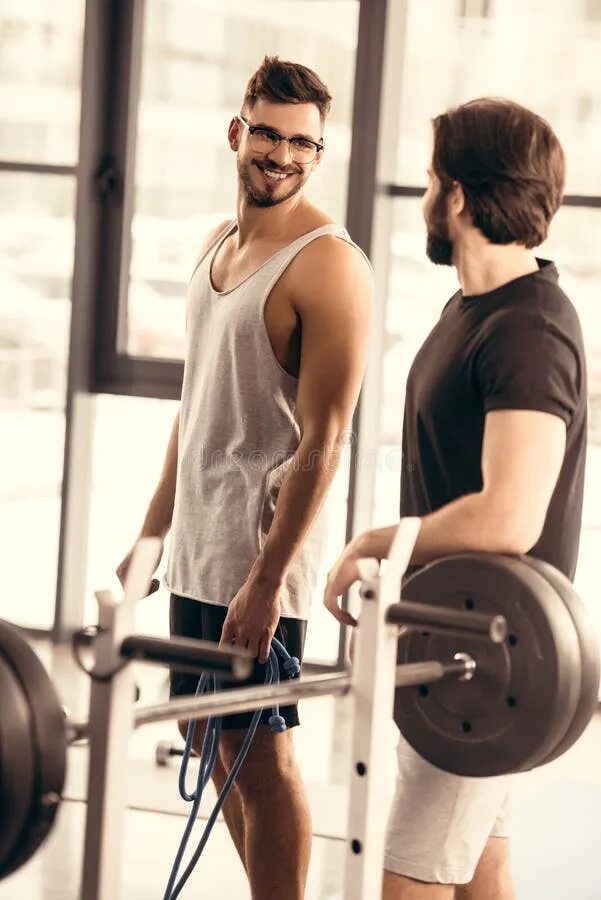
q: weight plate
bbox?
[520,556,600,766]
[0,620,66,879]
[0,656,35,877]
[393,554,582,777]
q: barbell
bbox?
[395,553,600,776]
[0,551,598,885]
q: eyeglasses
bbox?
[236,116,324,165]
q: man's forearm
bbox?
[353,491,534,568]
[139,481,176,539]
[138,411,179,539]
[251,435,343,585]
[411,490,532,565]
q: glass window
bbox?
[374,197,456,526]
[0,0,85,165]
[84,395,180,630]
[125,0,359,359]
[0,171,75,627]
[395,0,601,195]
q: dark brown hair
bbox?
[243,56,332,124]
[432,98,565,247]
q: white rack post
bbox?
[80,538,161,900]
[343,518,421,899]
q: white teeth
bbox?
[263,168,288,181]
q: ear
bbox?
[449,181,466,218]
[228,117,241,152]
[312,144,325,172]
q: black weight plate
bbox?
[520,556,600,766]
[0,656,35,877]
[0,620,66,878]
[394,554,582,777]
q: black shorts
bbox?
[169,593,307,730]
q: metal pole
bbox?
[134,672,352,728]
[80,539,161,900]
[386,600,507,642]
[68,657,473,742]
[395,658,472,687]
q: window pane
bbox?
[0,171,75,628]
[374,198,455,525]
[0,0,84,165]
[86,395,346,665]
[395,1,601,195]
[125,0,359,359]
[540,206,601,619]
[85,395,180,629]
[376,198,601,637]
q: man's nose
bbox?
[267,139,294,167]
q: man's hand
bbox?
[220,575,281,663]
[324,525,398,626]
[323,541,363,627]
[116,538,164,595]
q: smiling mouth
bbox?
[255,163,295,183]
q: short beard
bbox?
[425,186,454,266]
[238,158,303,208]
[426,234,454,266]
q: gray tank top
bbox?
[166,219,365,620]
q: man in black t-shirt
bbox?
[325,98,586,899]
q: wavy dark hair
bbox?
[243,55,332,123]
[432,98,565,247]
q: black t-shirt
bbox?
[400,259,587,580]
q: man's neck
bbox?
[235,190,307,247]
[454,239,540,297]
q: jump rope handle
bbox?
[269,637,301,733]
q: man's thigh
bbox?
[384,735,514,886]
[218,727,297,795]
[382,870,453,900]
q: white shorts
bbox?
[384,734,515,885]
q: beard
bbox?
[237,157,304,208]
[425,185,454,266]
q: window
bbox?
[0,172,76,627]
[394,1,601,195]
[0,1,84,164]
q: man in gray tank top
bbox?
[117,56,373,898]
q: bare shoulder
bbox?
[195,217,233,261]
[288,232,373,311]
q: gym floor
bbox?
[2,641,600,900]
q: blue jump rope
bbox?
[163,637,301,899]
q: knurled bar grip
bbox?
[395,658,472,687]
[119,634,255,679]
[386,600,507,643]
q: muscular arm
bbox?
[118,219,231,585]
[137,410,180,539]
[325,409,567,618]
[412,408,566,562]
[249,237,374,587]
[357,409,566,563]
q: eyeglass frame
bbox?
[236,115,325,164]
